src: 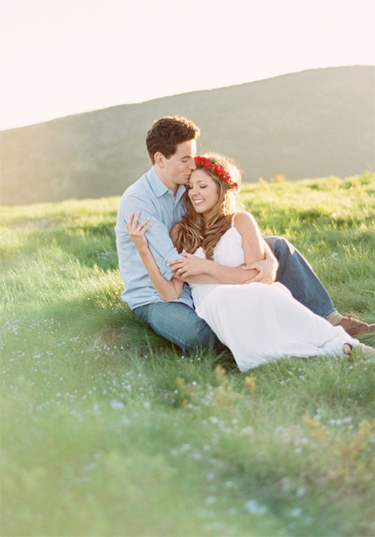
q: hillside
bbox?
[1,66,374,205]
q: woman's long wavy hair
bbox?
[175,153,243,260]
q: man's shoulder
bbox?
[118,169,156,210]
[123,169,153,198]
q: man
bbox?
[115,116,374,350]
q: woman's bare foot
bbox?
[342,343,353,356]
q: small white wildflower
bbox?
[180,443,191,452]
[204,496,216,505]
[291,508,302,517]
[244,500,268,515]
[296,487,306,497]
[208,416,219,425]
[206,473,215,481]
[110,400,124,410]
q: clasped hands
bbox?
[168,253,209,279]
[168,252,278,284]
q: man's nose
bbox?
[189,158,196,170]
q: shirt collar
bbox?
[148,166,186,201]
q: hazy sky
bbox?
[1,0,374,130]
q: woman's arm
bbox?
[127,212,184,301]
[241,239,279,284]
[234,211,266,264]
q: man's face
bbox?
[157,139,197,191]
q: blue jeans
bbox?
[134,236,336,351]
[134,301,221,351]
[265,236,336,318]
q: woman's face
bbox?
[187,169,220,218]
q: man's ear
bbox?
[154,152,165,168]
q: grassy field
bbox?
[1,173,374,537]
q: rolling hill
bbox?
[0,66,374,205]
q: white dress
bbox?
[189,219,359,372]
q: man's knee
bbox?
[264,236,295,259]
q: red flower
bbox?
[213,165,224,177]
[194,155,236,190]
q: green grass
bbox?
[1,174,374,537]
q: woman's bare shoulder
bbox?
[233,211,257,227]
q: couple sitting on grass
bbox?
[115,116,375,371]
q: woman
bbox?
[127,153,372,371]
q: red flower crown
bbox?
[194,156,238,190]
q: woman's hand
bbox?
[168,252,209,278]
[241,254,279,284]
[126,211,152,253]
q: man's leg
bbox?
[264,236,336,319]
[264,236,375,335]
[134,301,221,351]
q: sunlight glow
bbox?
[0,0,374,130]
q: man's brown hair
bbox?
[146,116,200,164]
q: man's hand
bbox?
[241,252,279,284]
[126,211,152,253]
[168,252,208,278]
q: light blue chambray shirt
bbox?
[115,167,194,310]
